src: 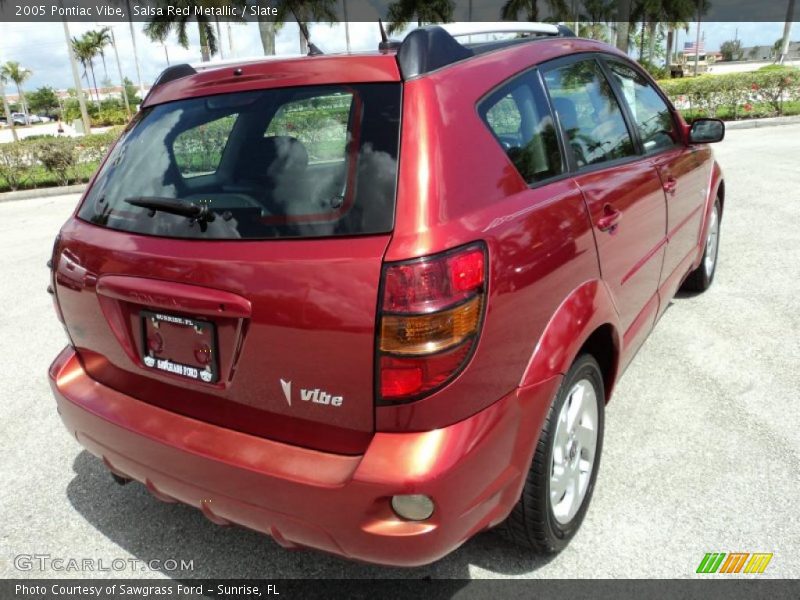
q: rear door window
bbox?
[604,59,680,154]
[478,71,564,185]
[543,58,636,168]
[77,84,401,240]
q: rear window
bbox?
[78,84,401,239]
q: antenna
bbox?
[293,15,324,56]
[378,19,401,52]
[379,19,388,44]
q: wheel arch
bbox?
[520,280,622,402]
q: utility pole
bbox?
[227,21,235,57]
[62,20,91,135]
[125,0,145,95]
[109,27,132,120]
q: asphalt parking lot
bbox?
[1,124,798,580]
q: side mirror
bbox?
[689,118,725,144]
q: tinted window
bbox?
[606,60,679,154]
[173,114,236,177]
[479,72,563,184]
[265,91,352,164]
[543,59,635,168]
[77,84,401,240]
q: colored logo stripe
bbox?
[697,552,773,574]
[697,553,726,573]
[719,553,749,573]
[744,553,773,574]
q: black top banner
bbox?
[0,0,796,23]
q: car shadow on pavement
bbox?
[67,450,555,579]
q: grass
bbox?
[0,162,98,194]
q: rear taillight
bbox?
[377,243,487,403]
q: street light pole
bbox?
[62,20,92,135]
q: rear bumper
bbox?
[49,346,559,567]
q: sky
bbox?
[0,20,795,93]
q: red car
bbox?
[48,24,724,567]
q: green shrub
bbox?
[0,141,36,190]
[76,129,121,163]
[639,59,668,80]
[658,67,800,119]
[33,137,78,187]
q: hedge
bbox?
[658,66,800,120]
[0,128,122,193]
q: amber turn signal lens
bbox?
[380,296,482,356]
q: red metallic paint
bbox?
[54,218,391,455]
[51,346,559,567]
[48,37,723,565]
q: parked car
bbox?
[48,24,725,567]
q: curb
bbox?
[724,115,800,130]
[0,184,86,203]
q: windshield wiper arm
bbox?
[124,196,216,230]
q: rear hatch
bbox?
[53,81,402,455]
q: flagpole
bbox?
[693,8,702,76]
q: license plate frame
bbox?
[140,310,219,384]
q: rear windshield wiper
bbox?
[124,197,216,231]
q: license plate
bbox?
[140,310,218,384]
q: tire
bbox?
[500,354,605,553]
[682,199,721,292]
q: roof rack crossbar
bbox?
[395,24,575,80]
[440,23,561,38]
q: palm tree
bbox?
[145,24,172,64]
[0,61,32,116]
[144,0,226,62]
[71,36,100,105]
[579,0,616,41]
[615,0,632,52]
[777,0,795,64]
[87,27,113,79]
[273,0,338,54]
[0,73,19,141]
[257,18,283,55]
[386,0,454,35]
[499,0,567,21]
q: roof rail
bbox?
[439,22,560,38]
[395,24,575,79]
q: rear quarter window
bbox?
[478,70,564,185]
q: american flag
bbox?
[684,41,705,53]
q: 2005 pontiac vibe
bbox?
[48,23,725,566]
